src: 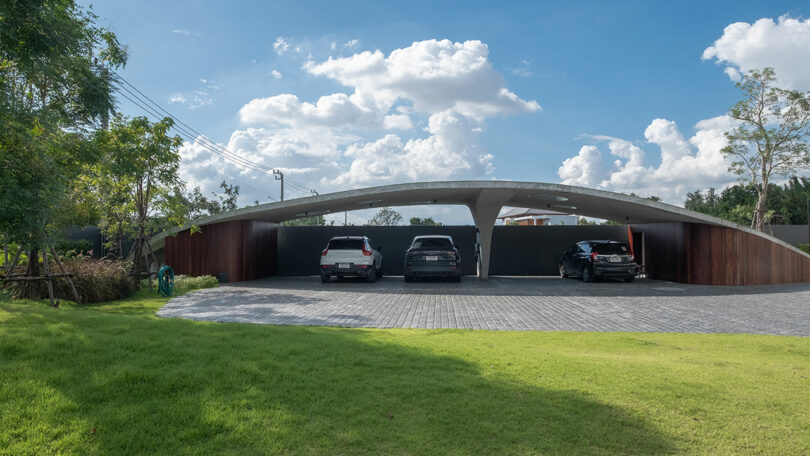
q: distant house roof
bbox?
[497,207,572,220]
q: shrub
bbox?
[173,275,219,294]
[799,243,810,254]
[54,239,94,256]
[54,256,134,303]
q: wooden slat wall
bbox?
[633,222,810,285]
[164,220,277,282]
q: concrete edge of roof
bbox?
[148,180,810,260]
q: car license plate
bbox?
[338,263,350,269]
[425,256,438,261]
[609,255,620,263]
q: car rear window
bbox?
[328,239,365,250]
[593,243,629,255]
[412,238,453,249]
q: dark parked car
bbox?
[559,240,637,282]
[404,235,462,282]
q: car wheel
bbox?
[559,264,568,278]
[453,274,461,282]
[582,266,594,283]
[320,273,330,283]
[624,276,635,283]
[366,267,377,283]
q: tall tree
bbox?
[94,115,182,288]
[0,0,126,299]
[367,207,402,226]
[723,68,810,231]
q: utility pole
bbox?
[311,190,318,196]
[273,169,284,201]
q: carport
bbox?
[149,180,810,285]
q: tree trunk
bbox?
[21,247,42,300]
[754,188,768,232]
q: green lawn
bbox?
[1,291,809,455]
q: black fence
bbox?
[276,225,631,276]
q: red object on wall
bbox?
[164,220,278,282]
[627,225,635,258]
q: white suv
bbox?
[319,236,383,283]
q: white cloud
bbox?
[239,93,378,129]
[168,93,188,104]
[343,39,360,50]
[558,145,607,188]
[273,37,290,55]
[703,15,810,90]
[511,59,533,77]
[382,114,413,130]
[304,39,540,118]
[270,70,282,79]
[172,29,191,36]
[333,110,492,186]
[180,39,537,205]
[558,117,738,204]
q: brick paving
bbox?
[157,276,810,336]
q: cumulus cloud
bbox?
[273,37,290,55]
[333,110,492,186]
[239,93,379,129]
[703,15,810,90]
[182,39,538,207]
[558,117,738,204]
[304,39,540,118]
[269,70,282,79]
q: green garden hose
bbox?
[158,265,175,297]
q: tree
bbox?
[0,0,126,300]
[94,115,182,288]
[180,180,241,221]
[723,68,810,231]
[368,207,402,226]
[282,215,326,226]
[409,217,443,226]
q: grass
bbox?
[1,291,809,455]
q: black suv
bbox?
[559,240,637,282]
[404,235,462,282]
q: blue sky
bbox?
[84,0,810,223]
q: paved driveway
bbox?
[157,276,810,336]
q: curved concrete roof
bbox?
[150,180,810,258]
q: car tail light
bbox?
[322,247,329,256]
[590,251,600,262]
[362,244,372,256]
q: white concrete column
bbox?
[467,189,515,279]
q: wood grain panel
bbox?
[633,222,810,285]
[164,220,277,282]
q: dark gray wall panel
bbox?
[276,226,477,275]
[770,225,810,246]
[489,225,630,275]
[277,225,630,276]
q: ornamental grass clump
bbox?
[55,255,134,303]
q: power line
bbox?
[112,73,316,194]
[114,89,313,201]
